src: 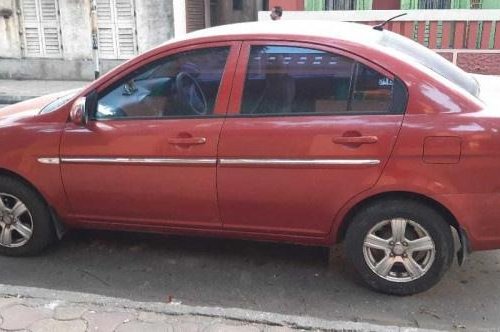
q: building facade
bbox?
[0,0,264,80]
[265,1,500,74]
[290,0,500,10]
[1,0,499,80]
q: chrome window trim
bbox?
[218,158,381,166]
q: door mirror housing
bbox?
[69,97,88,126]
[69,90,98,126]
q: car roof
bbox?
[175,20,383,45]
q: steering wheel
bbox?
[175,71,208,115]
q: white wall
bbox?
[0,0,21,58]
[59,0,92,59]
[136,0,174,53]
[173,0,186,37]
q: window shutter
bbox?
[21,0,62,57]
[97,0,137,59]
[97,0,113,23]
[117,28,135,57]
[116,0,133,21]
[98,28,116,57]
[186,0,205,33]
[115,0,136,58]
[97,0,116,58]
[24,27,42,56]
[43,27,61,55]
[22,0,38,21]
[22,0,42,57]
[40,0,57,20]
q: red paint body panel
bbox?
[60,118,223,227]
[217,114,403,236]
[1,22,500,252]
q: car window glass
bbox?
[351,63,393,113]
[241,45,396,116]
[95,47,230,119]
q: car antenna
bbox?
[373,13,407,31]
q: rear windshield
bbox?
[379,30,479,97]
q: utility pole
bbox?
[90,0,100,79]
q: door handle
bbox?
[333,136,378,146]
[168,137,207,145]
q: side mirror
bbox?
[69,91,97,126]
[69,97,88,126]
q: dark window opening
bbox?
[262,0,269,11]
[326,0,357,10]
[233,0,243,10]
[418,0,451,9]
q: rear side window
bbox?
[240,45,406,116]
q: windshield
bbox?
[379,30,479,97]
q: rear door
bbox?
[217,41,406,237]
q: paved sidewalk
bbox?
[0,79,89,104]
[0,296,284,332]
[0,284,440,332]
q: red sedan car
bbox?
[0,20,498,295]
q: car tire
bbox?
[344,198,454,295]
[0,176,56,256]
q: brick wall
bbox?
[262,10,500,75]
[456,52,500,74]
[269,0,304,11]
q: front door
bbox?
[217,42,406,237]
[61,43,238,229]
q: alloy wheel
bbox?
[362,218,436,283]
[0,193,34,248]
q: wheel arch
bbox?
[0,167,65,239]
[336,191,460,243]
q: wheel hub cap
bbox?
[392,243,405,256]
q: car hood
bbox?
[472,74,500,109]
[0,89,80,122]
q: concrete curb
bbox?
[0,95,38,104]
[0,283,441,332]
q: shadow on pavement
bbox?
[1,229,499,331]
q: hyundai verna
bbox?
[1,21,499,295]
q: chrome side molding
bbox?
[60,157,217,165]
[39,157,380,167]
[37,157,61,165]
[219,158,381,166]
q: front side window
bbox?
[95,47,230,119]
[241,45,399,116]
